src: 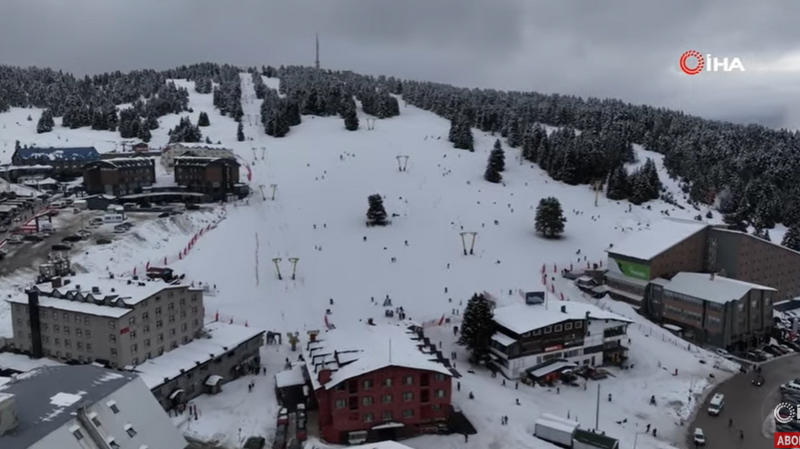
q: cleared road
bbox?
[690,354,800,449]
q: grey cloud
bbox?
[0,0,798,127]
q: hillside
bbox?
[0,70,745,449]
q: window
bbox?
[129,317,136,326]
[363,412,374,423]
[169,315,175,324]
[74,315,81,323]
[192,306,198,314]
[109,440,120,449]
[180,311,187,319]
[107,401,120,413]
[72,429,84,440]
[109,334,116,342]
[156,307,162,316]
[131,344,138,353]
[434,373,446,381]
[382,411,392,421]
[91,416,102,427]
[362,396,373,406]
[142,312,149,320]
[402,409,414,418]
[555,324,563,332]
[565,323,573,330]
[108,321,116,329]
[130,330,137,339]
[181,323,188,332]
[382,377,392,387]
[168,303,175,311]
[111,348,118,357]
[170,329,176,337]
[544,326,552,334]
[363,379,374,389]
[156,320,163,329]
[403,375,413,385]
[77,342,83,350]
[335,399,346,409]
[87,344,93,353]
[435,389,446,398]
[575,322,582,328]
[145,339,151,347]
[180,298,186,305]
[63,313,69,321]
[51,310,57,319]
[143,325,150,334]
[381,394,393,403]
[157,334,164,342]
[533,329,541,335]
[64,326,70,335]
[53,324,60,333]
[84,317,90,325]
[64,339,71,348]
[54,338,61,346]
[125,425,137,437]
[85,329,91,338]
[402,392,413,402]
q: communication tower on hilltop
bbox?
[315,33,320,69]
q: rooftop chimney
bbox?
[318,369,332,385]
[560,305,567,313]
[308,330,319,343]
[51,277,62,289]
[91,286,100,294]
[27,290,43,359]
[0,394,18,436]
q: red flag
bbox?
[437,315,445,326]
[164,257,168,265]
[206,224,211,231]
[542,275,547,285]
[215,311,219,321]
[146,261,150,270]
[133,267,137,276]
[560,293,565,301]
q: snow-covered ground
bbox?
[0,73,740,449]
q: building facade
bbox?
[174,157,241,201]
[646,272,775,350]
[11,146,100,178]
[83,158,156,196]
[304,325,453,444]
[161,143,235,168]
[0,365,187,449]
[6,275,205,368]
[488,303,631,379]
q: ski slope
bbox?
[0,73,742,449]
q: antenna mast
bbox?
[315,33,320,69]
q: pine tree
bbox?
[491,140,506,172]
[457,293,494,362]
[36,110,55,134]
[782,224,800,251]
[535,197,566,238]
[198,112,210,127]
[237,122,245,142]
[507,118,523,148]
[606,165,629,200]
[344,107,359,131]
[366,194,388,224]
[484,152,502,184]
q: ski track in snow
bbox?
[0,73,745,449]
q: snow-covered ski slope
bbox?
[0,73,742,449]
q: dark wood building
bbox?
[12,146,101,179]
[173,157,240,201]
[83,158,156,196]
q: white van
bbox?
[103,213,126,224]
[50,201,65,209]
[707,393,724,416]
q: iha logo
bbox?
[679,50,745,75]
[775,402,798,424]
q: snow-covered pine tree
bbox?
[366,194,388,225]
[344,107,359,131]
[36,110,54,134]
[507,118,523,148]
[782,224,800,251]
[490,140,505,172]
[606,165,629,200]
[237,122,245,142]
[198,112,210,127]
[457,293,494,363]
[535,196,566,238]
[484,150,502,183]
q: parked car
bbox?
[62,235,83,243]
[7,235,23,244]
[95,238,112,245]
[77,229,92,238]
[243,437,266,449]
[277,407,289,426]
[715,348,731,358]
[752,375,764,386]
[0,226,8,233]
[113,226,127,234]
[693,428,706,446]
[158,212,170,218]
[22,234,44,242]
[51,243,72,252]
[764,346,783,356]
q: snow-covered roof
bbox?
[491,333,516,347]
[347,441,416,449]
[607,218,709,261]
[6,275,194,318]
[275,363,306,388]
[535,418,579,434]
[15,146,100,162]
[134,321,264,388]
[663,272,776,304]
[493,302,631,336]
[304,324,452,391]
[170,142,232,151]
[0,352,63,373]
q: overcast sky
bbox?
[2,0,800,129]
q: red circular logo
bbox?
[680,50,704,75]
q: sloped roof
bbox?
[174,156,239,167]
[664,272,776,304]
[0,365,136,449]
[606,218,709,262]
[304,324,451,391]
[493,302,631,336]
[15,147,100,162]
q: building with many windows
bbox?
[646,272,775,350]
[304,324,454,445]
[5,274,205,369]
[11,146,101,179]
[161,143,235,168]
[488,302,632,380]
[173,157,241,201]
[0,364,187,449]
[82,158,156,196]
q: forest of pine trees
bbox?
[168,117,202,143]
[4,62,800,238]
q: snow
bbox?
[49,391,84,407]
[490,333,516,347]
[607,218,709,261]
[664,272,776,304]
[0,352,63,372]
[0,73,740,449]
[305,324,451,391]
[309,439,415,449]
[274,363,305,388]
[0,377,11,387]
[535,418,580,434]
[30,272,192,306]
[133,321,263,388]
[529,361,578,378]
[492,302,631,335]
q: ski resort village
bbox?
[0,64,799,449]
